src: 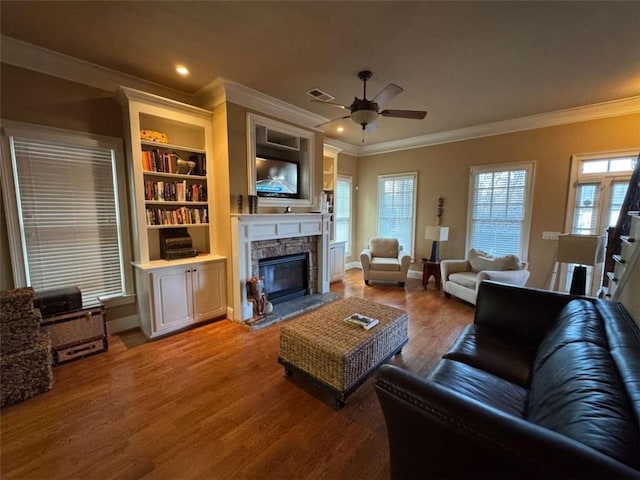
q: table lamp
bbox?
[424,226,449,262]
[556,233,606,295]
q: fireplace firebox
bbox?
[259,253,309,304]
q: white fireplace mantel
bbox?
[230,213,331,322]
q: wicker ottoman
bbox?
[278,297,408,407]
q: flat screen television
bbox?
[255,156,299,198]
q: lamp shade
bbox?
[556,233,606,266]
[425,226,449,242]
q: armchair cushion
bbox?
[448,272,477,289]
[370,257,401,272]
[369,237,399,258]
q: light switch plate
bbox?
[542,231,561,240]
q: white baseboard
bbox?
[106,314,139,335]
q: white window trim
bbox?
[335,174,353,256]
[466,161,535,260]
[564,149,639,233]
[560,149,638,293]
[377,171,418,259]
[0,120,135,305]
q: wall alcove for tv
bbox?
[246,113,315,208]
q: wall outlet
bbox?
[542,231,561,240]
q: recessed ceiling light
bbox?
[176,65,189,76]
[337,126,344,133]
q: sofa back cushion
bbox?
[467,248,521,272]
[370,237,399,258]
[533,299,606,373]
[527,341,640,469]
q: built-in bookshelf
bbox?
[118,87,226,339]
[119,87,218,263]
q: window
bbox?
[335,175,352,255]
[377,172,417,257]
[563,151,637,293]
[1,122,132,307]
[467,162,534,258]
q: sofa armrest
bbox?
[360,248,372,271]
[474,281,580,346]
[476,269,530,288]
[440,259,470,281]
[375,364,638,479]
[398,250,411,276]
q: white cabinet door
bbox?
[329,241,346,283]
[153,266,193,334]
[192,261,227,321]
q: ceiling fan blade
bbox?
[310,99,348,109]
[380,109,427,120]
[315,115,350,128]
[371,83,403,107]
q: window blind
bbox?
[469,166,530,257]
[335,176,352,254]
[378,173,417,256]
[11,138,124,307]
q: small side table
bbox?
[421,259,442,291]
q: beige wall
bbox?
[356,114,640,289]
[2,61,638,311]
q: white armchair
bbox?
[360,237,411,287]
[441,249,530,305]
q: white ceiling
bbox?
[1,1,639,147]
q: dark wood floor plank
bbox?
[0,269,473,479]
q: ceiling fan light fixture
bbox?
[351,109,378,126]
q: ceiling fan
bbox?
[314,70,427,141]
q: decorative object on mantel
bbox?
[284,206,292,213]
[236,194,243,214]
[248,195,258,214]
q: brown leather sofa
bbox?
[375,281,640,479]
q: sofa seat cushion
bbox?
[370,257,400,272]
[444,324,536,387]
[468,248,522,272]
[527,341,640,469]
[534,299,607,373]
[448,271,477,289]
[427,358,528,418]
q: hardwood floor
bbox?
[0,269,474,480]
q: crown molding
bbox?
[1,35,195,104]
[324,139,358,156]
[197,77,328,130]
[358,96,640,157]
[3,35,638,158]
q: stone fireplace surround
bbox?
[230,213,331,322]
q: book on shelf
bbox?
[343,313,379,330]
